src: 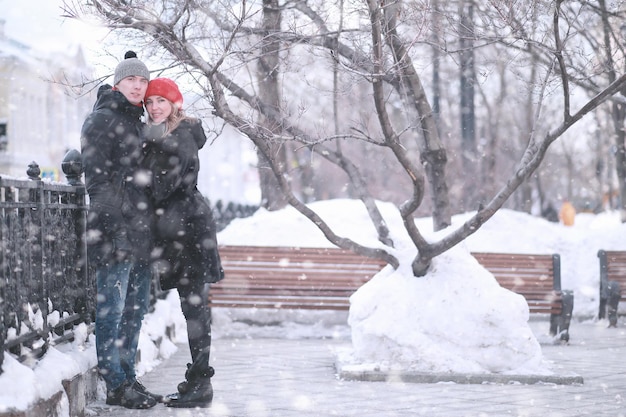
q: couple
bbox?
[80,51,224,409]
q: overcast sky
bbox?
[0,0,113,73]
[2,1,98,48]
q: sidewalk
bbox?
[88,320,626,417]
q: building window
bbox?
[0,122,7,152]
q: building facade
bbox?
[0,19,93,180]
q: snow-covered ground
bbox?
[2,200,623,413]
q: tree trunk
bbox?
[459,0,477,211]
[598,0,626,220]
[257,0,288,210]
[380,2,452,231]
[431,0,441,124]
[612,102,626,221]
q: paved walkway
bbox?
[88,320,626,417]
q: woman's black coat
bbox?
[141,119,224,290]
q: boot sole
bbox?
[106,395,158,409]
[121,403,157,409]
[165,400,212,408]
[106,401,157,409]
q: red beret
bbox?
[145,77,184,108]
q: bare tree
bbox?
[476,1,626,215]
[66,0,626,276]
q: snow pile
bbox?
[347,247,546,374]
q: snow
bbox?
[345,250,546,374]
[0,325,97,414]
[1,199,624,413]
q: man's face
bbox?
[116,76,149,105]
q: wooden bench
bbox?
[597,250,625,325]
[471,252,573,341]
[209,246,572,339]
[209,245,387,310]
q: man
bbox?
[81,51,160,409]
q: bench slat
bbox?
[212,284,364,292]
[219,245,385,263]
[210,301,350,310]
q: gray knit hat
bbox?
[113,51,150,85]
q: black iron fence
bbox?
[213,200,259,232]
[0,150,92,374]
[0,150,259,375]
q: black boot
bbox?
[130,379,163,403]
[165,367,214,408]
[106,380,158,409]
[166,350,210,400]
[163,362,190,401]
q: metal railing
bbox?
[0,149,259,375]
[0,150,93,373]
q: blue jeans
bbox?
[95,261,151,390]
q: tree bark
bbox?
[598,0,626,221]
[257,0,288,210]
[459,0,478,211]
[379,0,452,231]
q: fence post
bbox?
[28,161,50,360]
[62,149,83,187]
[61,149,92,323]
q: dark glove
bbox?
[112,228,132,261]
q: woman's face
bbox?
[145,95,173,124]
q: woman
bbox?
[142,77,224,408]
